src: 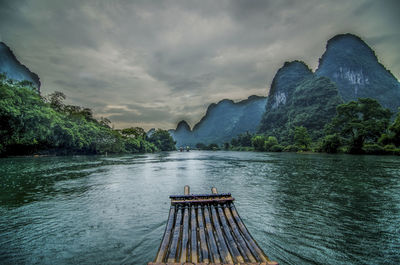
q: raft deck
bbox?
[148,186,278,265]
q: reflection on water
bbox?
[0,151,399,264]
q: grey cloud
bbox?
[367,34,400,46]
[0,0,399,130]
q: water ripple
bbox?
[0,151,399,264]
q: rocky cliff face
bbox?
[0,42,41,91]
[170,95,267,147]
[259,33,400,139]
[259,60,342,139]
[267,61,313,111]
[316,33,400,112]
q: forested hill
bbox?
[170,96,267,147]
[171,34,400,149]
[259,33,400,139]
[259,61,342,140]
[0,42,179,156]
[316,33,400,113]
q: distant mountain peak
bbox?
[316,33,400,112]
[267,60,313,110]
[170,95,267,147]
[0,42,41,90]
[317,33,378,71]
[272,60,313,85]
[176,120,191,132]
[283,60,311,69]
[193,95,266,131]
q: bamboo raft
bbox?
[148,186,278,265]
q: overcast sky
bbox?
[0,0,399,130]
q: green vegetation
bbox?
[195,142,220,150]
[233,98,400,155]
[293,126,311,150]
[230,132,252,147]
[2,71,398,156]
[325,98,392,154]
[148,129,176,151]
[260,76,343,141]
[0,74,167,156]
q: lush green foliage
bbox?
[235,98,399,155]
[0,79,156,156]
[195,142,220,150]
[320,134,341,153]
[249,129,308,153]
[148,129,176,151]
[379,108,400,147]
[327,98,392,153]
[293,126,311,150]
[195,142,207,150]
[230,132,252,147]
[260,76,343,141]
[251,135,265,151]
[263,136,278,151]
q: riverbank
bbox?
[196,145,400,156]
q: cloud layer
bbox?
[1,0,399,129]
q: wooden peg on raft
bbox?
[184,185,190,195]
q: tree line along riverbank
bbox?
[0,74,176,157]
[194,98,400,155]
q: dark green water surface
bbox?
[0,151,399,264]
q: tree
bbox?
[236,132,253,147]
[99,117,112,128]
[0,80,157,156]
[264,136,279,151]
[321,134,341,153]
[293,126,311,150]
[207,143,219,150]
[251,135,265,151]
[387,108,400,146]
[230,138,239,147]
[148,129,176,151]
[196,142,207,150]
[328,98,392,153]
[46,91,66,112]
[0,73,6,82]
[121,127,146,138]
[223,142,230,150]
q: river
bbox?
[0,151,399,264]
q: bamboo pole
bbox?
[171,197,234,205]
[217,205,244,263]
[184,185,190,195]
[179,206,189,263]
[170,193,231,199]
[231,204,270,262]
[190,206,198,263]
[224,203,257,263]
[210,204,234,264]
[197,205,209,263]
[167,206,183,262]
[155,206,176,263]
[203,205,221,263]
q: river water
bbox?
[0,151,399,264]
